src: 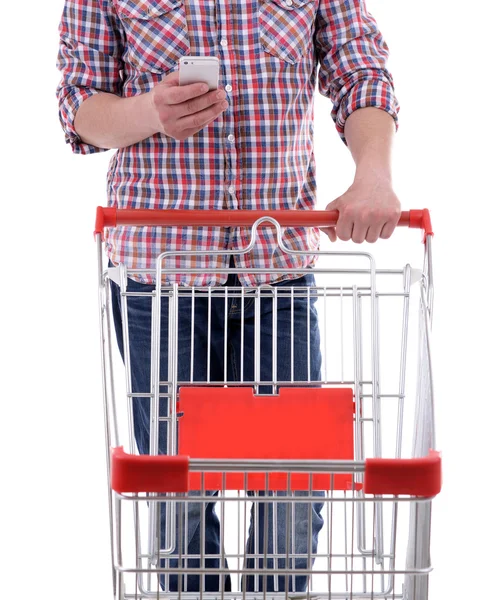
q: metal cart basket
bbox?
[95,208,441,600]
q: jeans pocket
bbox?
[258,0,317,65]
[113,0,190,73]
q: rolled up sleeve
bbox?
[55,0,124,154]
[314,0,400,144]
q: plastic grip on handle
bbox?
[94,207,433,239]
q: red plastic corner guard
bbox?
[364,450,442,497]
[94,206,117,237]
[408,209,434,243]
[111,447,189,493]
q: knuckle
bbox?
[386,203,401,218]
[185,99,195,113]
[164,88,177,104]
[158,107,170,123]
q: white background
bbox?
[2,0,496,598]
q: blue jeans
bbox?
[110,263,325,592]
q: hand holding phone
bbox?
[148,58,228,141]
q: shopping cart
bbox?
[95,208,441,600]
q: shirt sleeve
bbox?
[314,0,400,145]
[55,0,124,155]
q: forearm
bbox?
[344,107,396,183]
[73,92,159,149]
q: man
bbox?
[56,0,400,592]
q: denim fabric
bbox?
[110,265,325,592]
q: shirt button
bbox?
[220,38,228,46]
[225,84,232,92]
[228,186,235,194]
[285,0,293,6]
[227,134,235,142]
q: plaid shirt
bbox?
[56,0,399,286]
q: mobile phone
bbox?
[178,56,220,91]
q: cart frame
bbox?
[95,208,440,600]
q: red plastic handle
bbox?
[95,207,433,238]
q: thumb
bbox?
[322,196,341,243]
[325,196,341,229]
[325,196,341,212]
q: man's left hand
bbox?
[323,177,401,243]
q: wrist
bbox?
[353,166,393,187]
[134,91,161,136]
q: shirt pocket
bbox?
[258,0,317,65]
[113,0,190,73]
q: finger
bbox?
[176,89,226,122]
[379,219,397,240]
[178,100,227,129]
[350,222,368,244]
[178,103,227,136]
[167,80,210,105]
[365,224,383,243]
[322,227,337,242]
[335,214,354,241]
[179,93,227,119]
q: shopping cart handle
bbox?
[94,207,433,239]
[110,446,442,496]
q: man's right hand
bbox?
[148,71,229,141]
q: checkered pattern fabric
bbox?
[56,0,399,286]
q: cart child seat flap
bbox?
[178,387,355,491]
